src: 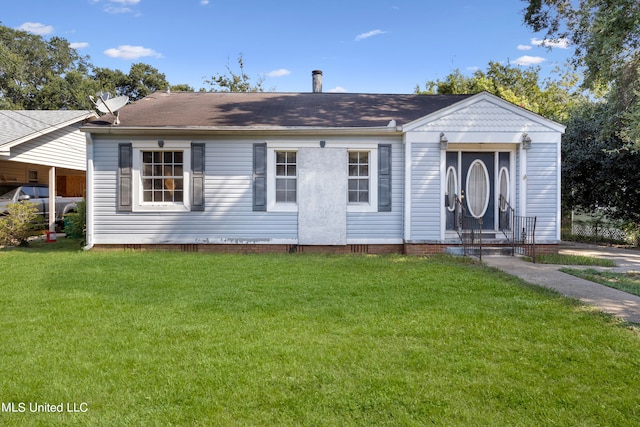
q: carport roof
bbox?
[0,110,96,149]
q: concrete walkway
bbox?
[482,242,640,324]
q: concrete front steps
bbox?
[445,245,514,257]
[444,231,514,257]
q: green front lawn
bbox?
[532,253,616,267]
[1,241,639,425]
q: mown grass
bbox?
[1,240,639,426]
[531,253,616,267]
[561,268,640,297]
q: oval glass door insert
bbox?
[446,166,457,212]
[466,160,490,218]
[499,167,509,211]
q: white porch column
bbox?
[48,166,56,231]
[519,145,527,218]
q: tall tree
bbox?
[204,54,265,93]
[122,63,169,100]
[170,83,195,92]
[522,0,640,148]
[562,99,640,227]
[0,25,96,109]
[415,61,581,122]
[93,64,170,101]
[523,0,640,88]
[523,0,640,236]
[0,23,188,109]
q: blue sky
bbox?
[4,0,572,94]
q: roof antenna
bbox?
[89,92,129,125]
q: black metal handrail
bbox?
[498,195,537,261]
[498,195,514,240]
[513,215,537,262]
[454,195,483,260]
[455,194,537,262]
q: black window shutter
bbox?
[118,143,132,212]
[191,143,205,211]
[378,144,392,212]
[253,143,267,211]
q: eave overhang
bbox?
[80,125,404,138]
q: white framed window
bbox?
[131,141,192,212]
[347,149,378,212]
[267,147,298,212]
[348,151,370,204]
[275,151,297,203]
[141,151,184,203]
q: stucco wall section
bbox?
[298,147,347,245]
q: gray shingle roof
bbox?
[0,110,95,148]
[86,92,473,128]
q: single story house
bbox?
[0,110,96,228]
[82,74,565,254]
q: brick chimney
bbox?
[312,70,323,93]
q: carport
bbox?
[0,110,96,230]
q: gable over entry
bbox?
[403,92,565,247]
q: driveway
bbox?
[483,242,640,324]
[558,241,640,273]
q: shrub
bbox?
[0,201,42,247]
[63,198,86,241]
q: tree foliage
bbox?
[415,61,582,122]
[522,0,640,231]
[0,25,97,109]
[0,24,178,109]
[0,24,267,109]
[523,0,640,88]
[562,100,640,225]
[522,0,640,149]
[204,54,265,93]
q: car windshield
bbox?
[0,188,19,200]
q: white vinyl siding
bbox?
[9,123,86,171]
[408,142,441,241]
[526,142,559,243]
[346,141,403,243]
[90,137,405,245]
[91,139,297,244]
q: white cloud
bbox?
[514,55,546,66]
[200,0,210,4]
[531,37,570,49]
[517,44,532,51]
[103,0,140,14]
[104,5,133,13]
[266,68,291,78]
[328,86,347,93]
[355,29,387,41]
[18,22,54,35]
[70,42,89,49]
[104,45,163,60]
